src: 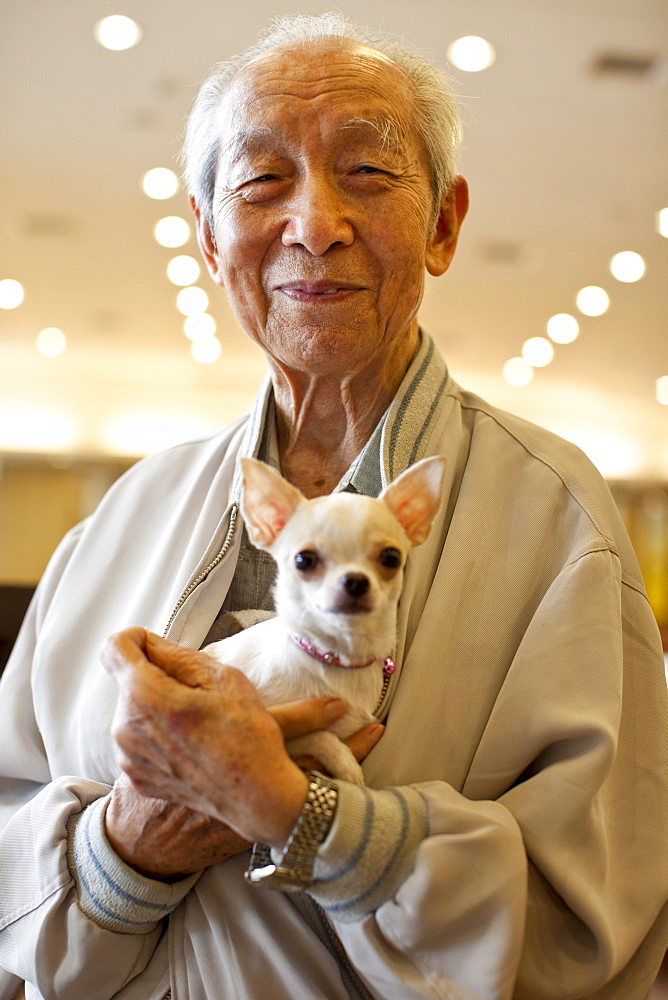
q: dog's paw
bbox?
[286,733,365,786]
[333,757,365,785]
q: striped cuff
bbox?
[309,783,428,923]
[66,794,200,935]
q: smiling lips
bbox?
[277,280,361,301]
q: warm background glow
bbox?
[1,2,667,643]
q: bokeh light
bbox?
[94,15,142,50]
[576,286,609,317]
[154,217,190,248]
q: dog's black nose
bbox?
[341,573,370,598]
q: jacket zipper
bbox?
[374,670,391,717]
[308,898,376,1000]
[162,503,239,639]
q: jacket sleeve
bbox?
[321,549,668,1000]
[0,527,167,1000]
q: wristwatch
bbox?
[244,771,338,891]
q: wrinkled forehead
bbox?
[217,39,421,147]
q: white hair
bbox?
[181,13,462,225]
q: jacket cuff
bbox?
[309,782,428,923]
[66,794,200,934]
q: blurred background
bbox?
[0,0,667,665]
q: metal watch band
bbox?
[244,771,338,891]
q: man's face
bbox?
[197,39,463,377]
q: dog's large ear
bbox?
[240,458,305,550]
[380,456,445,546]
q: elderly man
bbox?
[0,14,666,1000]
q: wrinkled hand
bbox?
[105,773,251,880]
[102,628,383,860]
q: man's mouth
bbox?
[276,281,361,300]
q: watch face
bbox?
[245,861,310,890]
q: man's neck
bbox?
[270,330,419,498]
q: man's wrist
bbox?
[104,795,182,881]
[260,766,310,851]
[245,771,339,890]
[67,796,200,934]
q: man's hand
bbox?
[102,628,383,859]
[105,713,383,881]
[105,773,251,880]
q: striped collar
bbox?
[339,331,449,496]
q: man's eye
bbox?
[295,550,319,572]
[252,174,279,182]
[356,165,382,174]
[379,548,402,569]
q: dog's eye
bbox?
[294,550,319,572]
[379,547,402,569]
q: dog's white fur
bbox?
[203,456,445,783]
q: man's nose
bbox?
[281,176,354,255]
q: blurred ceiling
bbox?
[1,0,667,477]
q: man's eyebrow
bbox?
[220,125,285,166]
[338,116,408,156]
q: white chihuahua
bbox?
[203,455,445,784]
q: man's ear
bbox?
[191,197,224,286]
[425,175,469,277]
[240,458,305,550]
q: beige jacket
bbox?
[0,344,666,1000]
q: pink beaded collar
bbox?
[290,633,396,677]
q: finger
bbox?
[144,632,221,689]
[343,722,384,762]
[101,628,153,682]
[291,754,323,773]
[268,697,347,739]
[103,629,198,695]
[101,629,218,694]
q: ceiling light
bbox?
[36,327,67,357]
[657,208,668,238]
[176,286,208,316]
[546,313,579,344]
[0,278,25,309]
[610,251,645,283]
[576,285,609,317]
[142,168,179,200]
[447,36,496,72]
[154,216,190,248]
[657,376,668,405]
[522,337,554,367]
[184,313,216,342]
[94,15,142,51]
[191,338,222,364]
[503,357,534,387]
[167,255,200,286]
